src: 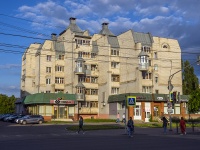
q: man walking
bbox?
[127,117,134,137]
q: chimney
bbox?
[51,33,57,40]
[102,23,109,29]
[69,17,76,24]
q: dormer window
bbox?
[163,45,168,48]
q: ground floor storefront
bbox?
[108,93,200,122]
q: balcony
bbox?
[78,107,98,114]
[76,93,85,101]
[138,63,149,71]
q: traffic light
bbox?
[170,92,173,102]
[173,91,177,103]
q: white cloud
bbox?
[0,64,21,69]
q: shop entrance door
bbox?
[54,106,68,119]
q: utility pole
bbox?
[168,57,200,131]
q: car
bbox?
[19,115,44,125]
[8,114,25,123]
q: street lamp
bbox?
[168,57,200,131]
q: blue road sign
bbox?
[127,96,136,106]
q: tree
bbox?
[188,89,200,113]
[182,60,199,95]
[0,94,16,114]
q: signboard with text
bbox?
[50,100,75,105]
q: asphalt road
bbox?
[0,122,200,150]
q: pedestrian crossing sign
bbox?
[127,96,136,106]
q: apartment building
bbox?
[20,17,183,121]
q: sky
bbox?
[0,0,200,98]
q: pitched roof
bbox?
[132,31,154,46]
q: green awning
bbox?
[24,93,76,104]
[108,93,189,103]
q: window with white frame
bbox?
[78,51,90,58]
[142,86,152,93]
[46,67,51,73]
[111,62,120,68]
[135,105,141,116]
[85,89,98,95]
[55,77,64,84]
[47,55,51,61]
[55,66,64,72]
[142,46,151,53]
[111,87,119,94]
[111,49,119,56]
[46,78,51,84]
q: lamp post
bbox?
[168,57,200,131]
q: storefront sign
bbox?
[50,100,75,104]
[157,97,163,100]
[136,96,146,100]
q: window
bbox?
[46,67,51,73]
[90,101,98,108]
[91,64,98,71]
[78,51,90,58]
[47,55,51,61]
[91,53,96,58]
[55,77,64,84]
[155,76,158,83]
[135,105,141,116]
[111,87,119,94]
[111,49,119,56]
[46,91,51,93]
[155,90,159,94]
[163,45,168,48]
[142,86,152,93]
[55,66,64,72]
[78,76,98,83]
[75,39,90,45]
[55,89,64,93]
[85,89,98,95]
[142,72,152,79]
[111,75,120,82]
[154,64,158,71]
[111,62,120,68]
[154,52,157,59]
[58,55,64,60]
[148,60,151,66]
[46,78,51,84]
[142,46,151,53]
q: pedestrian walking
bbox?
[122,113,126,123]
[77,116,85,134]
[162,116,168,134]
[180,117,186,135]
[127,117,134,137]
[116,112,120,123]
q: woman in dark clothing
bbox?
[77,116,85,134]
